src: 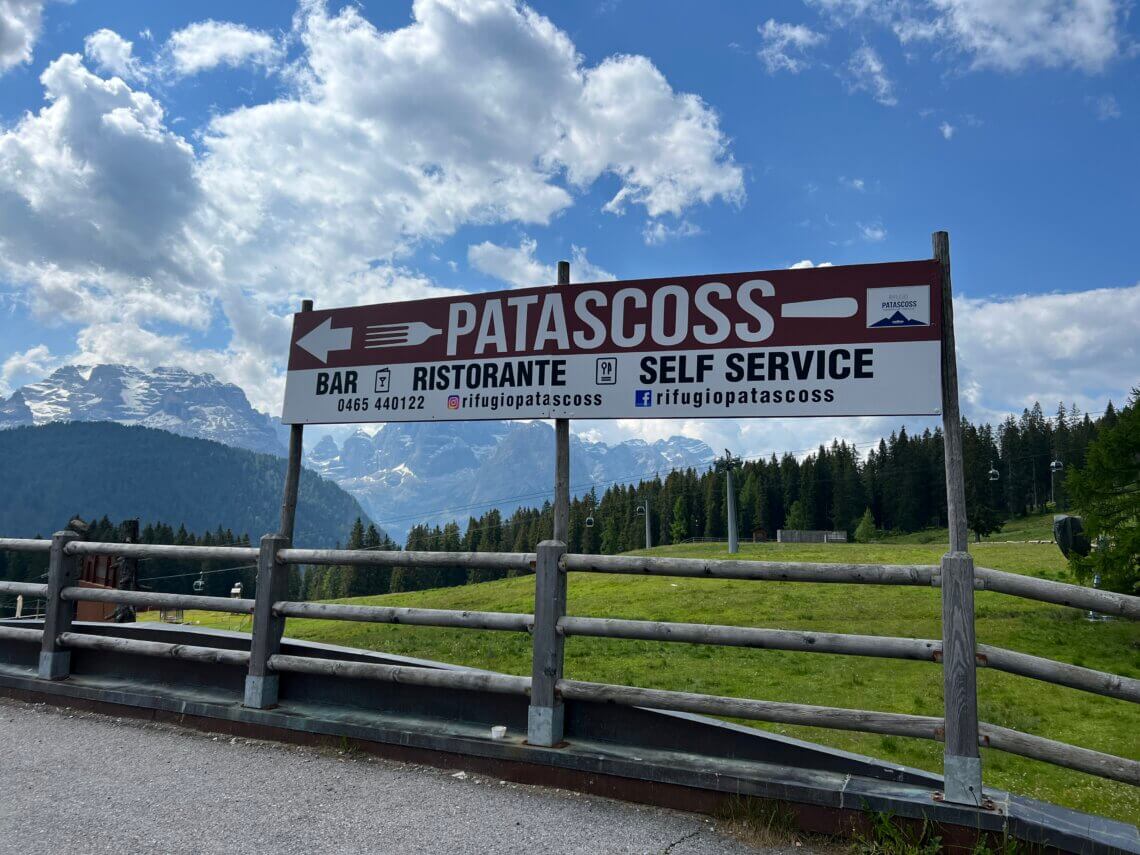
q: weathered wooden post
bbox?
[528,539,568,746]
[279,299,313,543]
[244,533,290,708]
[38,530,80,679]
[934,230,982,805]
[553,261,571,544]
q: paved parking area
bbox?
[0,698,806,854]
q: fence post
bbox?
[244,534,289,709]
[38,530,80,680]
[934,230,982,805]
[528,539,568,747]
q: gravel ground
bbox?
[0,698,807,855]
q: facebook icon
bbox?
[634,390,653,408]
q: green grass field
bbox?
[163,537,1139,823]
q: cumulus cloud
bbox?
[940,120,955,139]
[0,343,59,396]
[467,237,613,288]
[582,284,1140,460]
[164,20,281,76]
[1,1,740,410]
[812,0,1126,73]
[788,259,834,268]
[858,220,887,241]
[84,28,146,81]
[0,0,42,74]
[757,18,826,73]
[845,45,896,105]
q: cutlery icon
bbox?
[364,321,444,349]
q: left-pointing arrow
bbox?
[296,318,353,364]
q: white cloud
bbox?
[1087,93,1121,119]
[581,284,1140,461]
[955,283,1140,421]
[845,45,897,105]
[84,28,146,81]
[757,18,826,74]
[0,343,58,396]
[0,0,42,74]
[467,237,613,288]
[858,220,887,241]
[839,176,866,191]
[940,120,955,139]
[813,0,1126,73]
[788,259,835,268]
[642,219,702,246]
[0,0,741,412]
[164,20,282,76]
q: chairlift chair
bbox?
[192,573,206,593]
[584,516,595,528]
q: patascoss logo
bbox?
[866,285,931,328]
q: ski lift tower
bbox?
[716,450,743,554]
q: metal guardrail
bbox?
[1,533,1137,794]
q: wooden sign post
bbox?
[934,231,982,805]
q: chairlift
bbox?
[584,516,595,528]
[230,581,244,598]
[192,573,206,593]
[988,464,1000,482]
[1050,460,1064,472]
[635,504,646,516]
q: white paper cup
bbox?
[490,725,507,740]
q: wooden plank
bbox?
[66,542,258,561]
[61,586,254,615]
[278,547,534,570]
[557,679,944,740]
[563,553,936,585]
[58,632,251,667]
[244,534,289,708]
[0,581,48,597]
[974,565,1139,619]
[0,538,52,553]
[0,625,43,644]
[528,539,568,746]
[980,722,1140,786]
[270,653,530,696]
[560,616,940,661]
[977,643,1140,703]
[275,601,532,632]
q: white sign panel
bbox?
[282,261,943,424]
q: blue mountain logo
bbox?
[870,309,926,327]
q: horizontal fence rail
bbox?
[274,601,532,632]
[2,535,1138,795]
[0,538,52,554]
[279,548,535,571]
[60,587,255,615]
[0,581,48,598]
[563,553,938,585]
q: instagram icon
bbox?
[447,395,461,410]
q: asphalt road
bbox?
[0,698,804,854]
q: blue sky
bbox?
[1,0,1137,456]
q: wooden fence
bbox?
[1,532,1137,801]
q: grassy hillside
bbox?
[165,540,1138,822]
[877,510,1060,544]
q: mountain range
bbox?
[0,365,715,541]
[0,364,286,456]
[306,421,714,540]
